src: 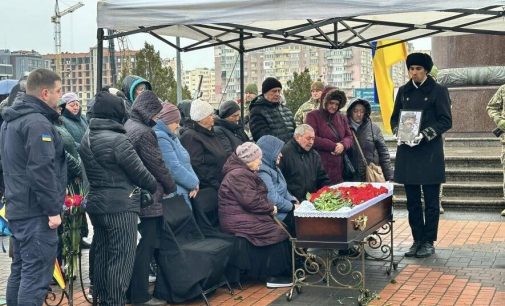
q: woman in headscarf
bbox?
[305,87,353,183]
[154,102,200,208]
[346,98,394,182]
[256,135,298,233]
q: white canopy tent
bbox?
[96,0,505,97]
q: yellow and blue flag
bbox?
[372,40,407,133]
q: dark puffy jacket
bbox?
[0,95,67,220]
[80,118,157,215]
[213,117,249,154]
[249,95,296,142]
[125,90,176,218]
[218,153,288,247]
[346,99,394,181]
[121,75,152,111]
[61,108,88,145]
[180,121,229,190]
[279,139,331,202]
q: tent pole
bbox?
[239,29,245,125]
[334,22,338,47]
[97,28,104,92]
[176,37,182,104]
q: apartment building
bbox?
[44,49,138,112]
[184,67,216,106]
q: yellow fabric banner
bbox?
[373,40,407,133]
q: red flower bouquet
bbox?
[337,184,388,205]
[61,184,88,302]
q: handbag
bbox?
[140,189,154,208]
[351,131,385,182]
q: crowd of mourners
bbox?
[1,52,455,306]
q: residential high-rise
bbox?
[44,48,138,112]
[184,68,216,106]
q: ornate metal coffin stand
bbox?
[45,250,93,306]
[286,220,397,306]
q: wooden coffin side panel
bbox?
[295,196,393,245]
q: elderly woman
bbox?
[218,142,292,288]
[60,92,88,146]
[256,135,298,232]
[306,87,353,184]
[214,100,249,154]
[154,103,200,207]
[180,99,229,190]
[346,99,394,182]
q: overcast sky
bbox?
[1,0,430,71]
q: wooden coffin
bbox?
[294,195,393,248]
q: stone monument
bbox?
[431,34,505,136]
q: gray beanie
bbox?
[219,100,241,119]
[190,99,214,122]
[236,142,262,163]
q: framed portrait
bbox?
[398,110,422,142]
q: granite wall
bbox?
[431,35,505,135]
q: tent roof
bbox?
[97,0,505,51]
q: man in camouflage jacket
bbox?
[294,81,324,125]
[486,84,505,216]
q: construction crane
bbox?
[51,0,84,76]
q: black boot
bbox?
[416,242,435,258]
[404,241,420,257]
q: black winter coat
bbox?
[346,99,393,181]
[180,121,230,190]
[213,117,249,154]
[0,95,67,220]
[279,139,331,201]
[390,76,452,185]
[125,91,176,218]
[249,95,296,142]
[80,118,157,215]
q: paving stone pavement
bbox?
[0,208,503,305]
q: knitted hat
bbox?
[262,77,282,95]
[311,81,324,91]
[245,83,258,95]
[62,92,79,104]
[157,102,181,125]
[219,100,241,119]
[190,99,215,122]
[92,91,126,124]
[406,52,433,73]
[236,142,262,164]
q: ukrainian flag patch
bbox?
[41,134,52,142]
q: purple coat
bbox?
[218,153,288,247]
[306,110,353,184]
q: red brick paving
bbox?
[30,219,505,305]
